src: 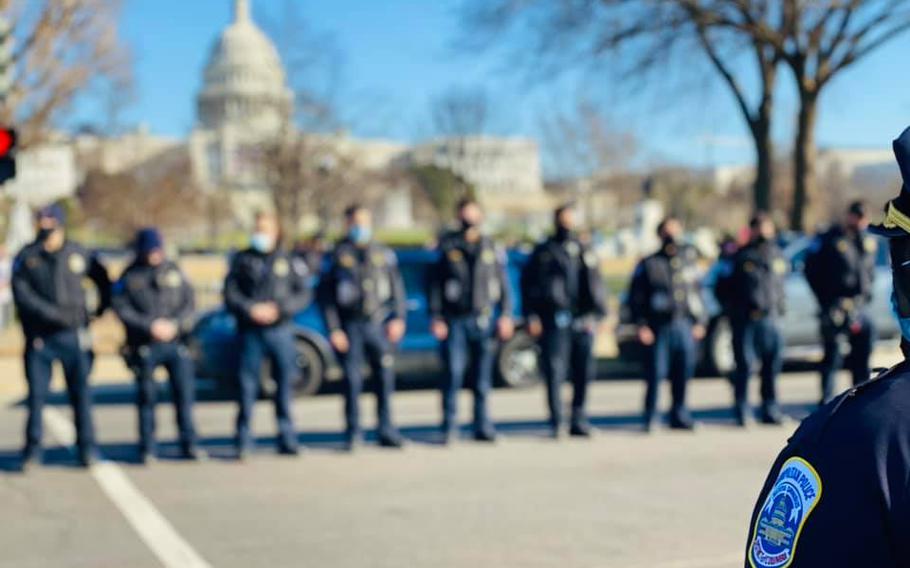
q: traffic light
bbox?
[0,127,16,184]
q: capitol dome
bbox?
[197,0,293,134]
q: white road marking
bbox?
[43,407,212,568]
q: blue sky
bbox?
[78,0,910,175]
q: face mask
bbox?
[662,235,677,247]
[36,228,54,242]
[555,225,573,240]
[461,218,478,231]
[349,225,372,245]
[250,232,274,253]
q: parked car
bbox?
[616,235,899,375]
[188,248,542,397]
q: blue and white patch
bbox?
[749,457,822,568]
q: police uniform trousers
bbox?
[441,315,496,436]
[339,318,396,439]
[24,329,96,454]
[132,342,197,454]
[236,323,299,451]
[539,313,595,430]
[731,315,783,409]
[643,317,695,419]
[819,312,875,403]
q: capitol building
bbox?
[60,0,549,233]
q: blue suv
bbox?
[188,248,542,397]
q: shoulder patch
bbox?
[273,258,290,277]
[749,456,822,568]
[482,249,496,265]
[447,249,464,263]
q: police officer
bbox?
[12,205,111,468]
[804,200,877,404]
[744,126,910,568]
[715,212,786,426]
[112,228,200,463]
[224,211,311,459]
[320,204,407,450]
[522,203,607,438]
[429,198,514,444]
[627,216,706,431]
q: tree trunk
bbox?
[752,115,773,212]
[790,91,819,232]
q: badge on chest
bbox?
[68,253,86,274]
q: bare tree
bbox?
[715,0,910,230]
[259,130,365,239]
[462,1,782,213]
[78,154,206,241]
[431,85,491,138]
[538,97,637,180]
[259,0,345,132]
[1,0,130,147]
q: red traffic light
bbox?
[0,128,16,157]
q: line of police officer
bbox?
[10,195,877,468]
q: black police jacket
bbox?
[428,231,513,320]
[12,240,111,339]
[715,240,787,321]
[745,360,910,568]
[521,234,607,322]
[112,260,195,347]
[319,238,406,331]
[223,248,312,328]
[804,225,876,311]
[627,243,706,327]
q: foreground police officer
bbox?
[224,212,311,459]
[744,126,910,568]
[522,203,607,438]
[429,198,514,444]
[715,213,786,426]
[804,200,877,404]
[321,205,407,450]
[628,216,706,431]
[12,205,111,468]
[113,229,200,463]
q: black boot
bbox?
[760,402,785,425]
[668,409,696,431]
[378,430,405,449]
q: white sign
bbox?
[2,143,78,205]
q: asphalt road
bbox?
[0,347,902,568]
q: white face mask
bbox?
[250,232,275,253]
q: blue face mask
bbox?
[250,232,274,253]
[891,290,910,342]
[349,225,371,245]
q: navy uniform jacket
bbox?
[804,225,876,312]
[12,240,111,339]
[715,240,787,321]
[428,231,513,320]
[745,361,910,568]
[521,234,607,323]
[627,244,706,328]
[319,238,406,332]
[223,248,312,329]
[112,260,195,347]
